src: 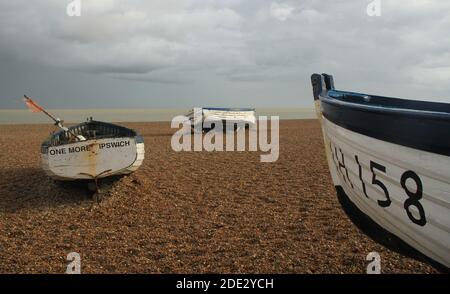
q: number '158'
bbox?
[330,142,427,226]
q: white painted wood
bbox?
[188,108,256,126]
[202,109,256,125]
[123,142,145,173]
[317,111,450,267]
[41,137,144,180]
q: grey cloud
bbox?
[0,0,449,108]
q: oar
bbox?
[23,95,86,141]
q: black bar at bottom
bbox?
[0,274,447,292]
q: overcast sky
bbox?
[0,0,449,109]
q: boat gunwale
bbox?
[199,107,256,112]
[41,120,142,148]
[320,90,450,121]
[311,72,450,157]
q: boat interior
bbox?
[327,90,450,114]
[42,120,138,147]
[314,73,450,114]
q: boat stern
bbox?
[41,136,144,181]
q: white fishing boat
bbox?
[24,96,144,186]
[187,107,256,131]
[311,73,450,268]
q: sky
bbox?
[0,0,449,109]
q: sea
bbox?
[0,108,316,124]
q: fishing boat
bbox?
[311,73,450,268]
[187,107,256,131]
[24,96,144,189]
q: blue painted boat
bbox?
[311,73,450,268]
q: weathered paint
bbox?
[41,137,144,180]
[187,108,257,127]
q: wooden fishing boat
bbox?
[311,73,450,268]
[187,107,256,131]
[24,96,144,185]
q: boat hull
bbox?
[319,116,450,267]
[188,108,256,130]
[41,136,144,181]
[201,108,256,126]
[312,73,450,268]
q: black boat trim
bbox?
[41,120,142,153]
[311,73,450,157]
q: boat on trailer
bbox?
[311,73,450,268]
[187,107,256,131]
[24,96,144,190]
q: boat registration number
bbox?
[328,140,427,227]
